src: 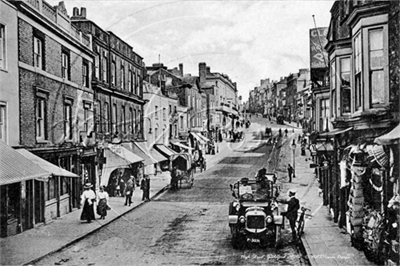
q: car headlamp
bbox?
[236,204,241,212]
[266,215,273,224]
[239,216,245,223]
[392,222,398,228]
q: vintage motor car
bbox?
[228,175,283,249]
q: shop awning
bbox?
[171,142,194,151]
[0,141,50,185]
[122,142,154,166]
[374,124,400,145]
[190,132,206,145]
[101,147,143,187]
[154,144,177,158]
[16,149,79,178]
[123,142,167,165]
[318,127,352,137]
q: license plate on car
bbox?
[248,238,260,243]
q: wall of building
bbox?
[0,1,19,146]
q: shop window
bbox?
[60,177,68,195]
[319,98,329,132]
[47,176,56,200]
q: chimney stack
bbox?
[199,62,207,87]
[72,7,87,19]
[206,67,211,74]
[81,7,86,18]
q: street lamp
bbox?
[291,139,297,177]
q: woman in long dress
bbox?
[80,183,96,223]
[96,186,109,219]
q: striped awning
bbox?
[154,144,177,157]
[375,124,400,145]
[0,141,50,185]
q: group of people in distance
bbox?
[80,175,151,223]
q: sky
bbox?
[48,0,335,101]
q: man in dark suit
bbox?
[280,189,300,242]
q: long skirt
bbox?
[96,198,108,217]
[80,199,95,222]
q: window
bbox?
[134,109,137,133]
[180,116,183,129]
[187,95,190,107]
[112,103,117,133]
[330,61,336,118]
[340,57,351,114]
[120,65,125,89]
[169,105,172,114]
[36,97,46,140]
[0,25,5,69]
[121,106,125,133]
[83,102,90,132]
[155,127,158,140]
[61,51,70,79]
[137,74,141,95]
[111,61,116,85]
[163,108,166,120]
[129,108,133,134]
[137,110,141,133]
[47,177,56,200]
[369,29,384,106]
[64,100,72,140]
[82,61,89,88]
[133,72,137,94]
[33,37,43,69]
[102,53,108,82]
[155,106,158,119]
[94,53,100,79]
[128,70,132,93]
[0,103,6,143]
[319,98,329,132]
[103,102,109,133]
[354,33,362,110]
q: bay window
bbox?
[368,28,384,106]
[354,33,362,111]
[340,57,351,114]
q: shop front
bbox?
[0,141,51,237]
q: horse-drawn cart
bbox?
[170,153,194,189]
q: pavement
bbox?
[275,131,374,266]
[0,140,233,266]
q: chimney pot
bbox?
[81,7,86,18]
[179,63,183,76]
[73,7,79,16]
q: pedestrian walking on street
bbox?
[96,185,109,219]
[124,176,135,206]
[287,164,294,183]
[141,175,150,201]
[80,183,96,223]
[279,189,300,243]
[119,177,125,197]
[170,166,178,191]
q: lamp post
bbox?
[291,139,297,177]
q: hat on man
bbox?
[84,183,93,189]
[288,189,297,197]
